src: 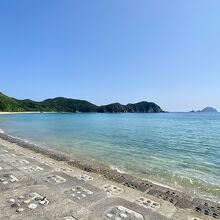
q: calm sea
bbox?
[0,112,220,201]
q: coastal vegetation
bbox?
[0,92,164,113]
[97,102,163,113]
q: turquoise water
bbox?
[0,113,220,200]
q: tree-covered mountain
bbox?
[98,101,163,113]
[97,103,126,113]
[0,92,164,113]
[0,93,97,112]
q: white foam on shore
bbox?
[110,165,126,174]
[0,128,5,134]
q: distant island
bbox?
[198,107,218,113]
[190,107,218,113]
[0,92,164,113]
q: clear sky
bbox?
[0,0,220,112]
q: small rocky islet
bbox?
[190,107,218,113]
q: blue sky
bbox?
[0,0,220,111]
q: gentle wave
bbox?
[110,165,126,174]
[0,128,5,134]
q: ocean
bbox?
[0,112,220,201]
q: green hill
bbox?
[0,92,164,113]
[126,101,163,113]
[97,103,126,113]
[98,101,163,113]
[41,97,98,112]
[0,93,97,112]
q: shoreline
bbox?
[0,131,184,193]
[0,132,220,219]
[0,128,181,193]
[1,128,216,203]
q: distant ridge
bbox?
[97,102,163,113]
[198,107,218,113]
[0,92,164,113]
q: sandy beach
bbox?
[0,133,219,220]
